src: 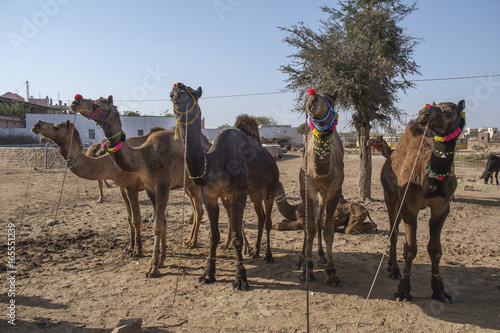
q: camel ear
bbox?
[65,120,70,127]
[432,102,436,107]
[457,100,465,111]
[196,87,202,98]
[107,95,113,105]
[331,90,338,101]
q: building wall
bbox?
[0,147,64,169]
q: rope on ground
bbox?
[15,113,78,299]
[352,121,430,333]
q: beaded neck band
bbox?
[426,162,454,181]
[188,151,207,180]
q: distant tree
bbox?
[255,116,278,126]
[279,0,420,198]
[273,136,293,146]
[218,124,231,129]
[160,110,175,117]
[0,99,30,126]
[122,110,141,116]
[296,123,306,135]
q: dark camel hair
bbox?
[381,100,465,302]
[479,154,500,184]
[70,96,212,278]
[368,135,394,159]
[274,182,377,234]
[295,89,344,286]
[31,120,149,257]
[171,83,279,290]
[86,140,114,203]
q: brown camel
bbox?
[86,141,114,203]
[293,88,344,285]
[31,120,149,257]
[171,83,279,290]
[274,182,377,234]
[368,136,393,158]
[381,101,466,302]
[71,95,210,278]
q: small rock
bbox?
[111,318,142,333]
[463,185,474,191]
[46,220,59,227]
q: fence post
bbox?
[45,143,49,169]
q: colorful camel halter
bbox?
[307,88,338,159]
[74,94,113,126]
[171,82,201,140]
[425,104,466,142]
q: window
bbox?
[89,129,95,140]
[138,130,144,136]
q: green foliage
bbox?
[254,116,278,126]
[218,124,231,129]
[122,110,141,116]
[0,100,30,122]
[273,136,293,146]
[296,123,306,135]
[279,0,420,126]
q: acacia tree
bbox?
[0,100,31,126]
[279,0,420,198]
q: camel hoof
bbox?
[184,241,197,249]
[318,255,327,264]
[432,292,452,303]
[233,280,250,291]
[389,272,401,279]
[300,272,315,282]
[394,291,412,302]
[198,276,215,285]
[145,268,160,278]
[129,251,143,259]
[326,277,343,287]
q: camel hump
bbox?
[149,126,166,133]
[233,114,260,141]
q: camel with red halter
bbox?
[381,101,465,302]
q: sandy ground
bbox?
[0,148,499,332]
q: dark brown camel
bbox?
[274,182,377,234]
[368,136,393,159]
[170,83,279,290]
[71,95,211,278]
[381,101,465,302]
[294,88,344,285]
[31,120,148,257]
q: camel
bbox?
[381,101,466,302]
[170,83,279,290]
[368,136,393,158]
[31,120,149,257]
[71,95,211,278]
[86,141,114,203]
[293,88,344,285]
[274,182,377,234]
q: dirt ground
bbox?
[1,147,499,332]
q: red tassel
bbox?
[307,88,316,96]
[74,94,83,100]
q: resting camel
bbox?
[86,141,114,203]
[368,136,393,158]
[171,83,279,290]
[31,120,149,257]
[294,88,344,285]
[274,182,377,234]
[71,95,210,278]
[381,101,466,302]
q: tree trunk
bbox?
[357,121,372,199]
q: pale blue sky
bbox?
[1,0,499,130]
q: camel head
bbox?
[305,88,339,138]
[368,135,385,151]
[416,100,466,138]
[170,82,202,115]
[31,120,81,147]
[70,95,115,124]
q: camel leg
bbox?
[199,195,220,285]
[119,187,135,254]
[324,195,342,287]
[386,196,403,279]
[145,183,169,278]
[428,205,452,302]
[221,198,233,250]
[262,191,275,263]
[104,180,113,188]
[97,180,104,203]
[230,194,249,291]
[300,196,317,282]
[249,194,265,259]
[495,171,499,185]
[184,185,204,248]
[145,186,156,223]
[316,204,326,264]
[395,208,418,301]
[125,186,143,258]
